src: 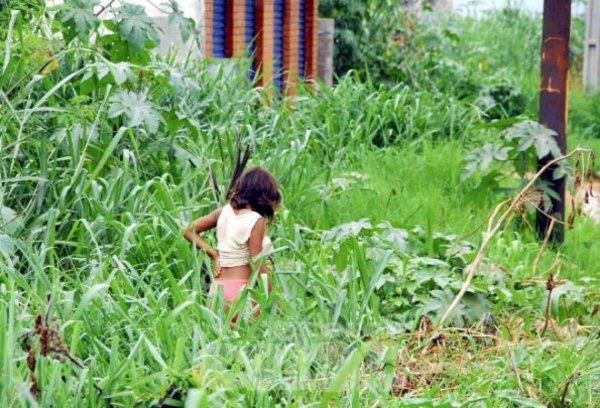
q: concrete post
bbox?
[584,0,600,90]
[317,18,334,86]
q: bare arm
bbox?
[248,217,273,291]
[182,207,222,260]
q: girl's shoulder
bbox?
[220,203,262,223]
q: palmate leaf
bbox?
[549,281,585,311]
[165,0,196,42]
[421,289,489,326]
[108,62,134,85]
[0,234,15,257]
[57,0,100,41]
[462,143,512,180]
[108,90,162,133]
[116,4,160,51]
[86,61,134,85]
[504,120,561,159]
[1,204,23,235]
[322,219,372,244]
[421,289,465,324]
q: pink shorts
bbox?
[208,279,247,302]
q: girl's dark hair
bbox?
[229,167,281,222]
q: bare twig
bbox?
[146,0,171,14]
[541,274,556,337]
[21,313,104,399]
[540,253,561,277]
[438,149,588,327]
[94,0,116,16]
[507,348,526,396]
[532,217,555,274]
[559,372,580,405]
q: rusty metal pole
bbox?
[537,0,571,245]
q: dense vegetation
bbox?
[1,1,599,407]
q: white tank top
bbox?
[216,204,273,267]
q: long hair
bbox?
[229,167,281,222]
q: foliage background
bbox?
[0,1,599,406]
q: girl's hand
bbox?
[212,255,221,278]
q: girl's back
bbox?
[216,204,272,268]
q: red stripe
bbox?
[304,0,318,82]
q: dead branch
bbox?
[507,348,526,397]
[559,372,580,405]
[532,217,555,274]
[21,313,103,399]
[94,0,116,16]
[541,274,556,337]
[438,148,589,327]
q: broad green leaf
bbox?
[165,0,196,42]
[0,234,15,257]
[377,221,409,253]
[57,0,100,41]
[116,4,160,51]
[505,120,561,159]
[462,143,511,180]
[535,180,561,201]
[552,162,571,180]
[549,281,585,310]
[108,90,162,133]
[0,205,23,235]
[322,219,372,244]
[420,289,488,326]
[110,62,134,85]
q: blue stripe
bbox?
[212,0,227,57]
[273,0,284,90]
[298,0,306,78]
[244,0,256,80]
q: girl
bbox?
[182,167,281,303]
